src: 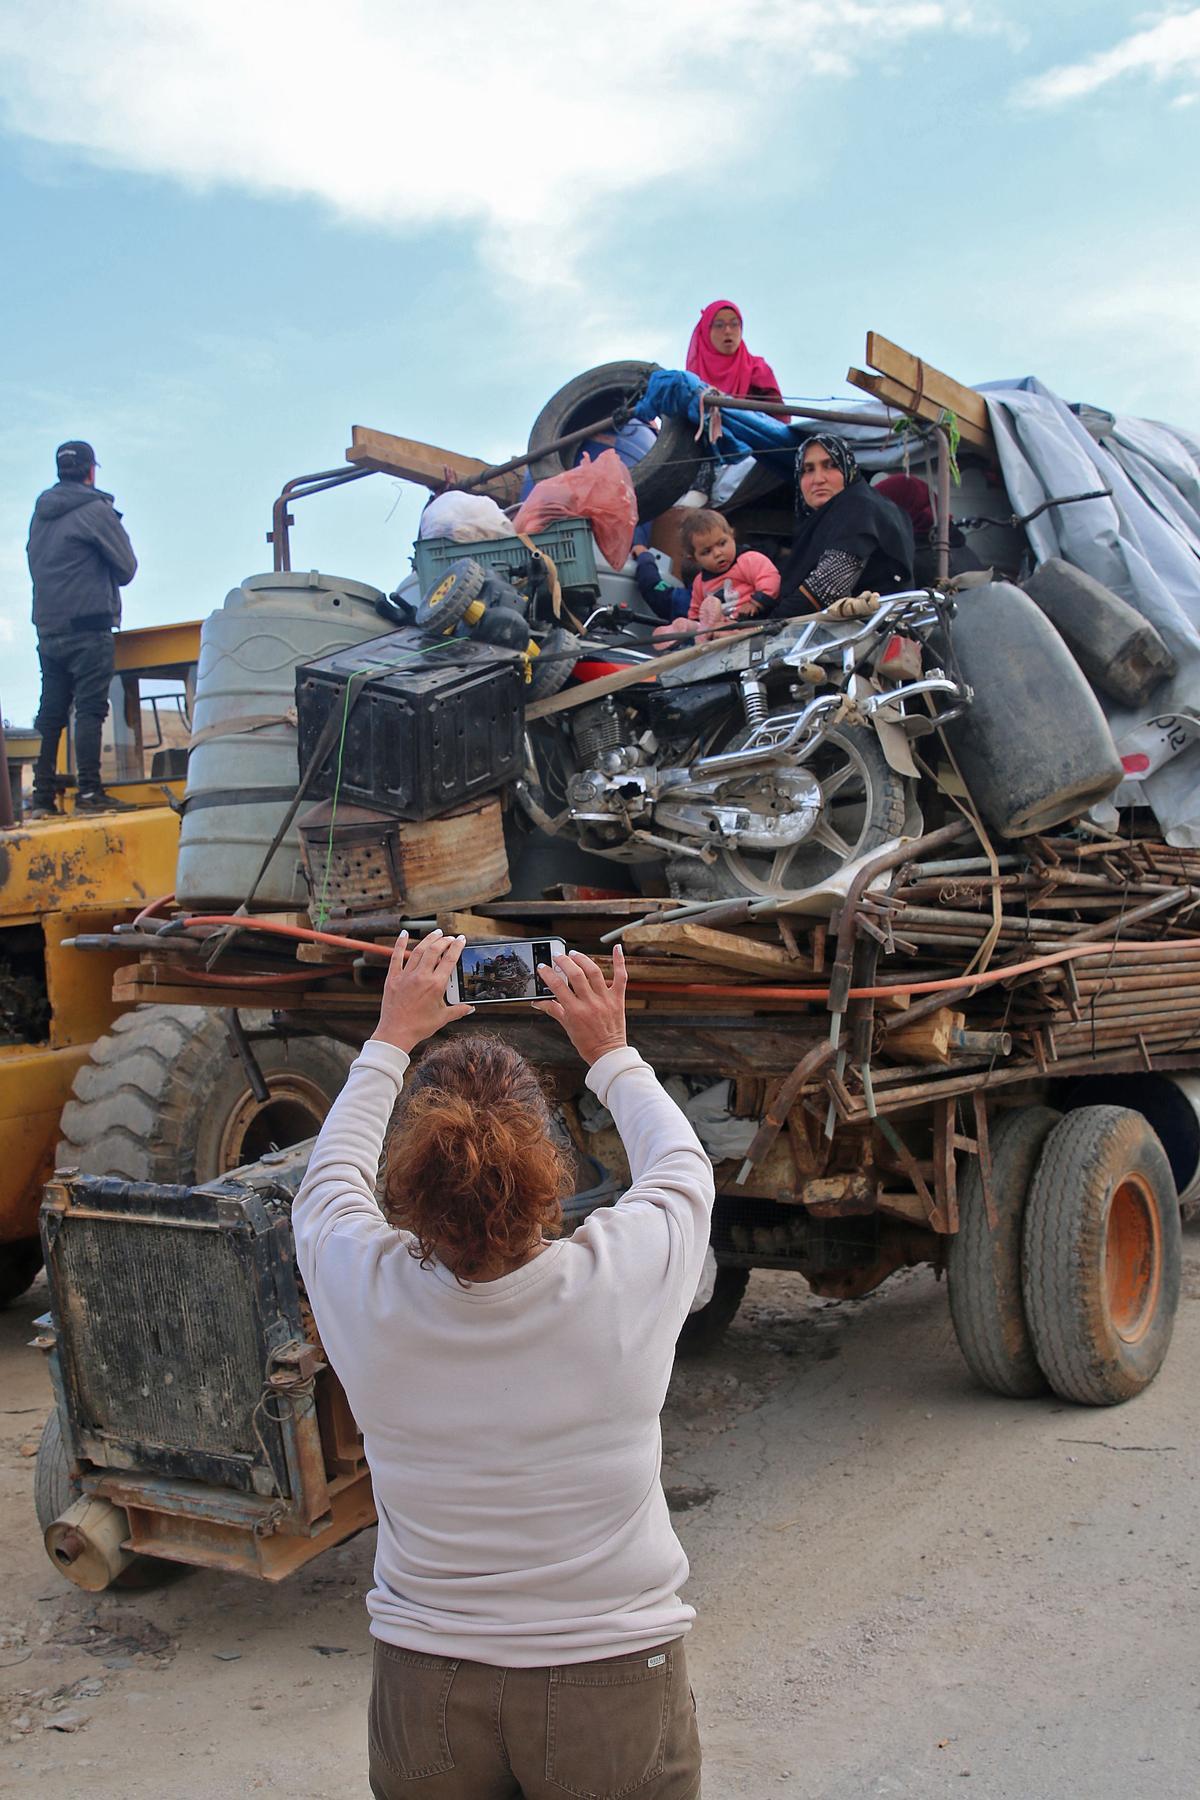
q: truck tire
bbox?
[947,1106,1059,1397]
[0,1238,43,1308]
[57,1007,354,1185]
[527,361,703,520]
[1022,558,1175,708]
[944,582,1123,836]
[676,1268,749,1357]
[666,721,907,902]
[1022,1106,1182,1406]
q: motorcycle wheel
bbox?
[665,720,906,903]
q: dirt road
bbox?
[3,1227,1197,1799]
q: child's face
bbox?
[690,525,737,575]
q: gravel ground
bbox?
[2,1221,1197,1799]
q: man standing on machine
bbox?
[26,439,138,816]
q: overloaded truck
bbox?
[29,335,1200,1593]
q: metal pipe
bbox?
[829,821,973,1013]
[688,695,841,779]
[269,466,375,573]
[932,424,952,585]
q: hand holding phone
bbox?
[445,939,565,1006]
[532,945,629,1066]
[372,931,473,1055]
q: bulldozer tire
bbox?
[947,1105,1059,1398]
[1022,1106,1182,1406]
[0,1238,43,1308]
[527,360,703,520]
[57,1006,355,1186]
[676,1268,749,1357]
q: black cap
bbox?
[56,440,97,477]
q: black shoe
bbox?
[25,796,60,820]
[74,789,138,814]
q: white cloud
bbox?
[0,0,965,290]
[1016,7,1200,107]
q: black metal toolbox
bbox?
[295,628,525,821]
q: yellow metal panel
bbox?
[112,621,202,673]
[0,1042,90,1242]
[44,910,147,1048]
[0,804,179,914]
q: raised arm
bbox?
[535,947,714,1306]
[292,931,472,1280]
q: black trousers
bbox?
[33,627,114,797]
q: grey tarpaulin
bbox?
[978,378,1200,844]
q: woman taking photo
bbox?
[292,930,712,1799]
[774,433,915,616]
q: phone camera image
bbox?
[458,941,557,1004]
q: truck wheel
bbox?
[0,1238,43,1308]
[1022,1106,1182,1406]
[57,1007,354,1185]
[677,1268,749,1357]
[35,1410,176,1590]
[947,1106,1059,1397]
[527,361,703,519]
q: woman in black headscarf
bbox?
[772,435,915,617]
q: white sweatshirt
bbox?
[291,1039,715,1667]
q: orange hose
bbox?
[169,915,1200,1002]
[626,935,1200,1003]
[181,913,395,958]
[133,892,175,930]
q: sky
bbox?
[1,0,1198,726]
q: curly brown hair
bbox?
[383,1035,571,1282]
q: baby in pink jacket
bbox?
[683,508,779,631]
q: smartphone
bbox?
[446,938,566,1005]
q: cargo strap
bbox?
[187,708,297,752]
[514,532,585,633]
[180,785,300,814]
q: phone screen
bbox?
[449,939,564,1005]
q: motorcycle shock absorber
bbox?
[739,672,769,728]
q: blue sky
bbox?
[1,1,1198,726]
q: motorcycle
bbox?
[508,590,973,903]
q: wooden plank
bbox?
[882,1006,964,1065]
[345,425,522,505]
[436,911,513,939]
[623,919,801,976]
[845,369,993,453]
[864,333,991,434]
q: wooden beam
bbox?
[624,919,802,977]
[345,425,523,505]
[865,332,991,435]
[845,370,994,454]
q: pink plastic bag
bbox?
[512,450,637,570]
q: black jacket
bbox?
[27,482,137,631]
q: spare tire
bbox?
[527,361,703,520]
[1022,558,1176,708]
[943,582,1123,837]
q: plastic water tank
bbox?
[177,570,386,909]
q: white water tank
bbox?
[177,570,386,910]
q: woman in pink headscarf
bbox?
[685,300,783,405]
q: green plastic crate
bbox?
[413,517,599,596]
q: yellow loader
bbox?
[0,621,350,1304]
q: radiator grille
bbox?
[59,1219,264,1460]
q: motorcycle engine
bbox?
[570,698,633,768]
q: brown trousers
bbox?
[368,1636,701,1799]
